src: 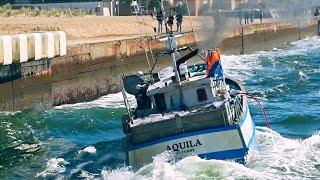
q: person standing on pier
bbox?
[176,12,183,32]
[259,9,263,23]
[250,10,254,23]
[244,10,249,24]
[167,12,174,32]
[239,9,243,25]
[156,10,164,33]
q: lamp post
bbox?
[317,8,320,36]
[318,16,320,36]
[116,0,119,16]
[314,6,320,36]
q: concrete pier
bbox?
[0,21,317,111]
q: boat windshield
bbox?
[188,63,207,75]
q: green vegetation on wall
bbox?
[0,3,89,17]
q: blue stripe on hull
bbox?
[199,148,248,162]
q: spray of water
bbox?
[198,0,320,49]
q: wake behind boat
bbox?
[121,32,255,167]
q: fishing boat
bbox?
[120,32,255,167]
[120,0,255,167]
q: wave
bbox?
[298,70,309,81]
[0,111,21,116]
[55,92,136,110]
[246,127,320,179]
[274,115,319,126]
[101,155,264,180]
[36,158,69,178]
[222,36,320,77]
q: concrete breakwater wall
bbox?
[215,20,317,54]
[0,21,318,111]
[0,33,197,111]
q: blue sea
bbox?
[0,36,319,179]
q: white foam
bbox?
[298,70,309,81]
[246,127,320,179]
[70,161,92,176]
[15,143,41,153]
[36,158,69,178]
[78,146,97,155]
[102,167,139,180]
[0,111,21,115]
[55,92,136,110]
[221,53,262,81]
[79,170,97,179]
[100,151,266,180]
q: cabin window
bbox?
[197,88,207,102]
[154,93,167,112]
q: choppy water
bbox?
[1,37,320,179]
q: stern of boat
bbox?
[127,105,255,167]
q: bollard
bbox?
[0,35,13,65]
[34,33,42,60]
[19,34,28,63]
[41,32,55,59]
[12,34,28,63]
[53,32,61,57]
[58,31,67,56]
[52,31,67,57]
[27,33,42,60]
[318,20,320,36]
[240,26,244,55]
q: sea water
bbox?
[0,37,319,179]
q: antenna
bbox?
[132,0,156,79]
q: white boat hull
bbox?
[128,105,255,167]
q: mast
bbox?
[167,33,181,84]
[159,0,181,84]
[167,33,185,110]
[158,0,186,109]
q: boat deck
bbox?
[130,101,232,144]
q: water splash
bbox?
[55,92,136,110]
[78,146,97,155]
[247,127,320,179]
[36,158,69,178]
[98,128,320,180]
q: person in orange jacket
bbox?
[205,49,223,78]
